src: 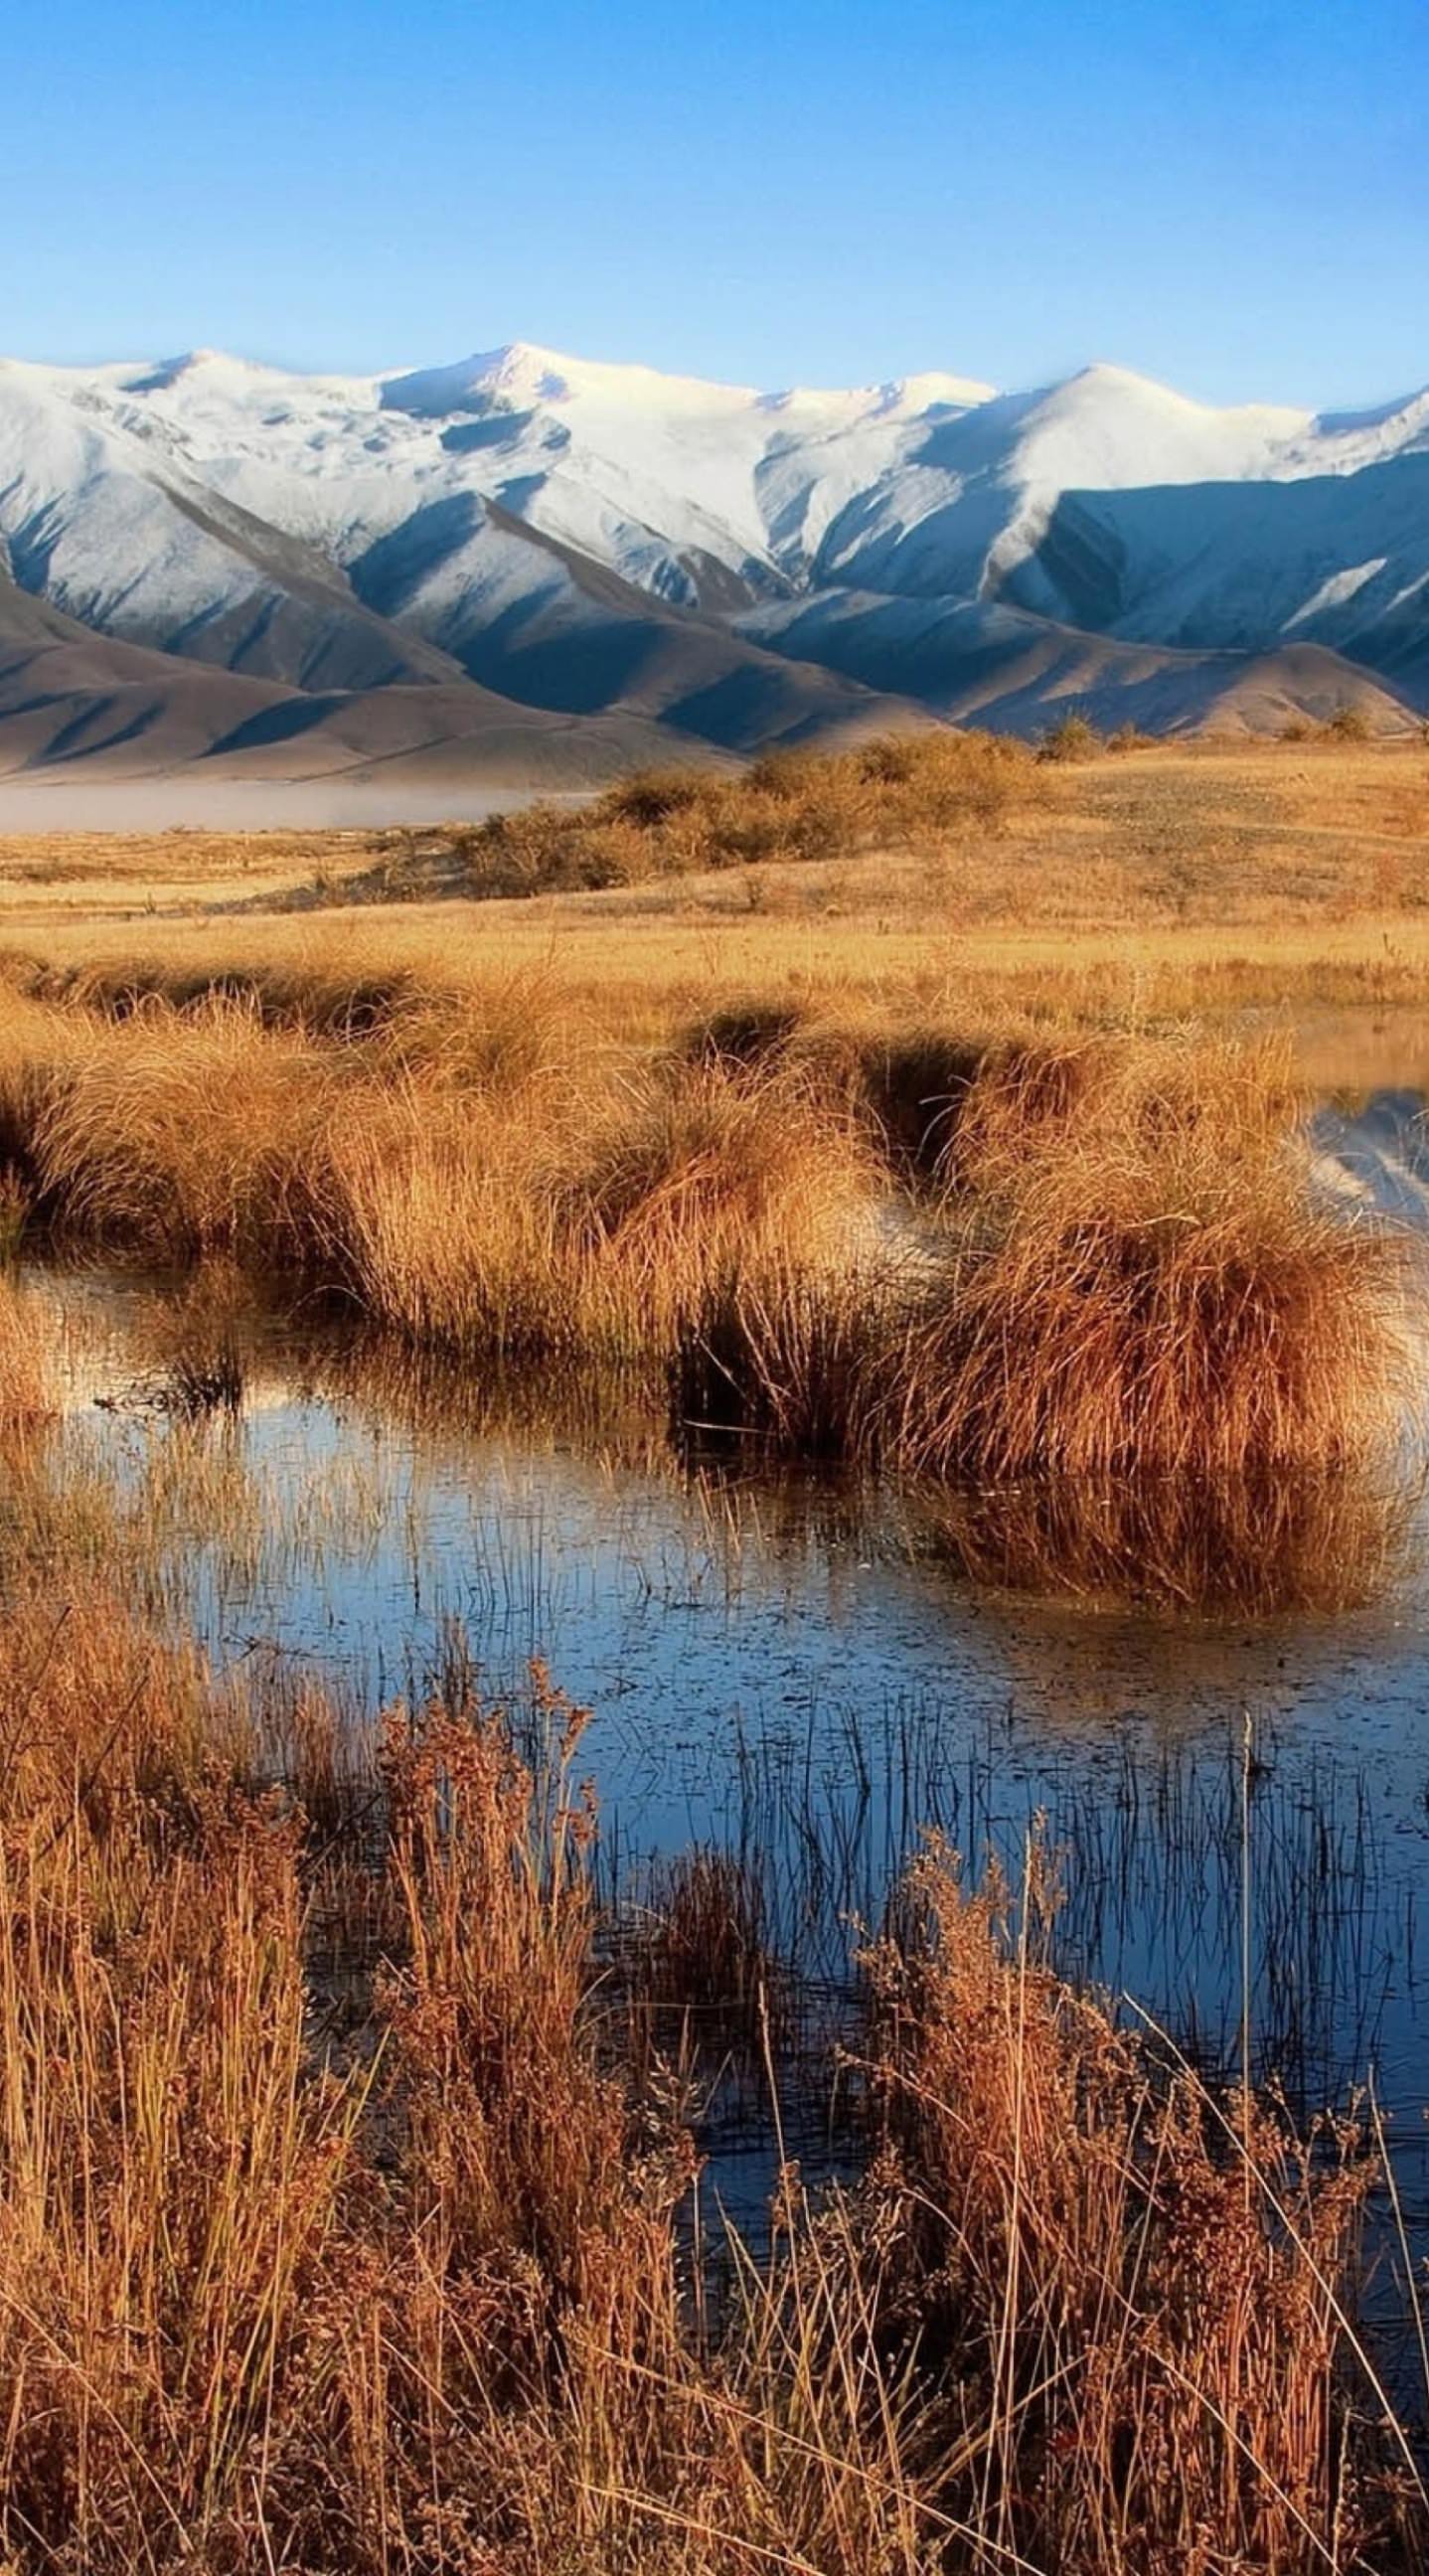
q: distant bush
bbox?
[1035,712,1103,764]
[1281,703,1374,746]
[388,728,1047,902]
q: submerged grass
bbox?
[0,1584,1421,2574]
[0,1274,46,1430]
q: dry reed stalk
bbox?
[0,1580,1420,2572]
[864,1833,1407,2574]
[0,1596,359,2566]
[0,1273,47,1429]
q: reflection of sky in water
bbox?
[26,1262,1429,2343]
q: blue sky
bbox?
[6,0,1424,405]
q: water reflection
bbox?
[9,1257,1429,2353]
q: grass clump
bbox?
[569,1058,879,1347]
[309,1078,586,1353]
[885,1035,1421,1597]
[34,955,421,1036]
[865,1834,1409,2574]
[1036,710,1103,763]
[32,997,339,1262]
[889,1037,1414,1491]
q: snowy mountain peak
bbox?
[0,337,1424,783]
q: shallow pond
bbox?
[10,1229,1429,2379]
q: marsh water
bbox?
[11,1154,1429,2386]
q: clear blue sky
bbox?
[5,0,1424,406]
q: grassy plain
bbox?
[1,736,1428,1063]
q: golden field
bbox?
[1,735,1427,1068]
[1,731,1425,1608]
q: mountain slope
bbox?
[0,340,1424,790]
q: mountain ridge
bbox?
[0,340,1424,796]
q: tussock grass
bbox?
[32,997,341,1261]
[309,1076,588,1352]
[569,1058,879,1347]
[295,1053,875,1360]
[889,1038,1414,1489]
[31,954,422,1035]
[0,992,85,1195]
[3,978,1423,1608]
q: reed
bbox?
[0,1585,1420,2572]
[864,1832,1415,2573]
[0,1274,47,1429]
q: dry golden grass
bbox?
[866,1834,1413,2573]
[888,1037,1414,1487]
[15,992,886,1363]
[565,1056,879,1346]
[0,1274,46,1428]
[1,739,1428,1071]
[308,1075,588,1352]
[0,737,1424,1610]
[4,975,1421,1607]
[31,997,342,1262]
[0,1582,1419,2574]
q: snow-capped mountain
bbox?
[0,341,1424,787]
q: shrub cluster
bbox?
[370,726,1044,898]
